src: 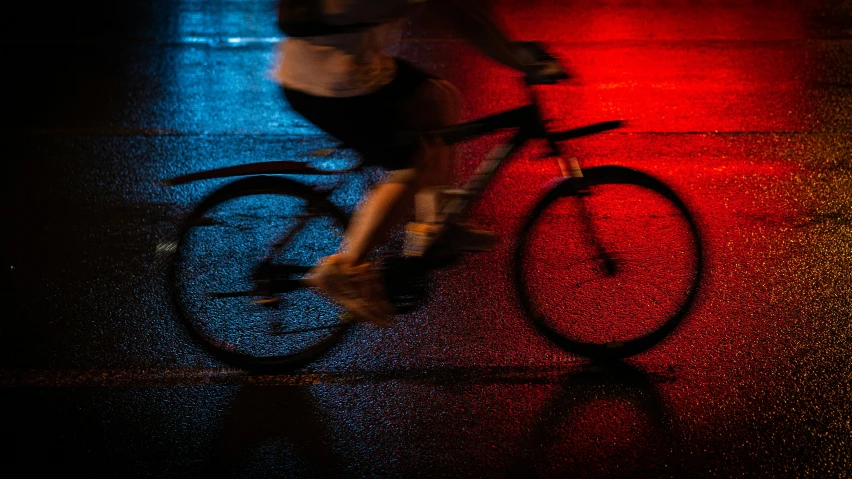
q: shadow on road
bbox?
[507,360,683,477]
[205,384,346,478]
[203,360,682,477]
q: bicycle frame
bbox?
[163,100,622,191]
[415,100,622,258]
[165,67,706,364]
[162,94,623,262]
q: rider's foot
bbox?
[304,254,396,327]
[452,223,497,252]
[403,222,496,258]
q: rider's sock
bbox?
[414,186,450,224]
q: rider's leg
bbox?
[404,79,495,254]
[413,80,461,224]
[335,165,420,267]
[336,78,461,267]
[307,78,461,325]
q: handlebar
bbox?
[515,41,572,86]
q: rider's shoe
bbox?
[403,222,496,258]
[304,255,396,327]
[410,187,496,257]
[452,224,497,252]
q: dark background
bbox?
[3,1,851,477]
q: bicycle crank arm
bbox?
[208,277,306,299]
[268,322,349,335]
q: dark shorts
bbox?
[282,59,435,171]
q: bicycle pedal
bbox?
[403,222,496,257]
[403,222,440,257]
[451,228,496,252]
[442,188,476,199]
[252,297,280,307]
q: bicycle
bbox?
[161,43,703,370]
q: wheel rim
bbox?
[515,166,703,359]
[170,177,350,369]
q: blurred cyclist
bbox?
[273,0,563,326]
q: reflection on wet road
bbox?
[3,0,851,477]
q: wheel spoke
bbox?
[169,176,351,369]
[515,166,702,359]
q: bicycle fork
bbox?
[557,157,618,275]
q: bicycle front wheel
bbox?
[169,176,350,370]
[515,166,703,360]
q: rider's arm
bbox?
[434,0,540,73]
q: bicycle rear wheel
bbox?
[515,166,703,359]
[169,176,349,370]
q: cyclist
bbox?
[273,0,564,326]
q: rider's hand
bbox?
[512,41,571,85]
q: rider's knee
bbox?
[411,79,462,129]
[381,167,420,186]
[431,79,462,125]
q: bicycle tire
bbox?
[514,166,703,360]
[169,175,350,370]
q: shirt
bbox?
[272,0,424,97]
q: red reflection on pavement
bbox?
[446,1,814,133]
[442,0,816,440]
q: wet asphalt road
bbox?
[3,0,851,477]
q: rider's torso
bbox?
[272,0,424,97]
